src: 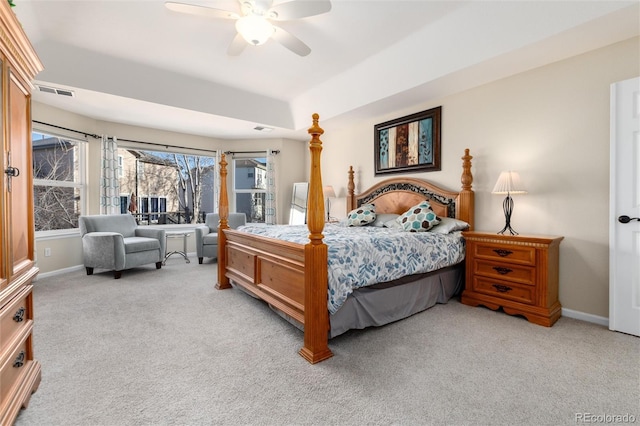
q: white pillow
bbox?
[429,217,470,234]
[371,213,400,227]
[384,218,404,229]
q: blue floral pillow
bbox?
[347,204,376,226]
[397,201,440,232]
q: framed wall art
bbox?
[374,106,441,176]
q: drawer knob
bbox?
[493,266,513,275]
[13,307,25,322]
[492,284,512,293]
[13,351,25,368]
[493,249,513,257]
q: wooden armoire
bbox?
[0,1,43,423]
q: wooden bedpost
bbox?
[458,148,474,230]
[299,113,333,364]
[346,166,355,212]
[216,153,231,290]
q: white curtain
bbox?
[265,149,277,224]
[100,136,121,215]
[214,150,221,216]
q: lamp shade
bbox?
[235,15,274,46]
[491,171,527,195]
[323,185,336,198]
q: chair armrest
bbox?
[195,225,211,257]
[82,232,126,270]
[135,228,166,258]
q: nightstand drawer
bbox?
[473,276,534,305]
[474,260,535,285]
[474,243,536,265]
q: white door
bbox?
[610,76,640,337]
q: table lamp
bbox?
[492,171,527,235]
[323,185,336,222]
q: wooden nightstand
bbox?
[461,231,564,326]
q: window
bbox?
[234,157,266,223]
[32,131,86,232]
[117,148,216,224]
[118,155,123,178]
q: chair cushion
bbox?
[124,237,161,254]
[203,233,218,245]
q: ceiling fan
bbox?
[165,0,332,57]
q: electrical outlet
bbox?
[44,248,51,257]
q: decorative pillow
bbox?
[397,201,440,232]
[429,217,470,234]
[371,213,400,227]
[346,204,376,226]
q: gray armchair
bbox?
[79,214,166,279]
[195,213,246,264]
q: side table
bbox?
[461,231,564,326]
[163,230,192,265]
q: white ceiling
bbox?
[14,0,640,141]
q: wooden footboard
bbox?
[224,229,306,324]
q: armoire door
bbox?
[0,58,5,293]
[7,69,35,281]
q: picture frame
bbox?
[374,106,441,176]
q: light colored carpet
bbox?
[14,257,640,426]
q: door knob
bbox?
[618,215,640,223]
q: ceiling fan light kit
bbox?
[235,15,274,45]
[165,0,331,56]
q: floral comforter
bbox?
[236,223,466,315]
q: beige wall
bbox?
[320,37,640,319]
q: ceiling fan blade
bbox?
[165,2,240,20]
[227,33,247,56]
[268,0,331,21]
[272,26,311,57]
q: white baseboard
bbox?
[562,308,609,327]
[34,252,199,281]
[34,265,84,281]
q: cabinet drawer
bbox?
[0,288,31,353]
[473,276,534,305]
[474,260,535,286]
[0,332,30,407]
[474,243,536,265]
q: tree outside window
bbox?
[32,132,85,232]
[117,149,216,224]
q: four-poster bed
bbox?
[215,114,474,364]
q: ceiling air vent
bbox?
[37,85,75,97]
[253,125,273,132]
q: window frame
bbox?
[232,156,267,223]
[116,143,218,225]
[32,128,88,237]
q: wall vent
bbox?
[37,85,75,97]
